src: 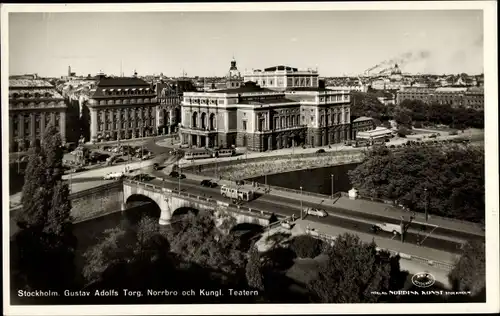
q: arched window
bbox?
[200,112,207,129]
[209,113,216,130]
[192,112,198,128]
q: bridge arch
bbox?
[125,194,162,220]
[171,206,200,218]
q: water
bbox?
[248,163,360,195]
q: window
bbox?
[302,115,305,123]
[242,120,247,131]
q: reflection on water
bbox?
[248,163,360,195]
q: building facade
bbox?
[156,80,197,135]
[179,76,351,152]
[243,65,319,91]
[8,78,67,153]
[396,86,484,110]
[86,74,158,143]
[351,116,375,140]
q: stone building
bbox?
[8,78,67,153]
[155,79,197,135]
[350,116,375,140]
[86,72,158,143]
[179,66,351,152]
[396,86,484,110]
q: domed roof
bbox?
[391,64,402,75]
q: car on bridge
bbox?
[316,149,326,154]
[371,223,402,235]
[200,179,217,188]
[103,172,125,180]
[304,208,328,217]
[169,171,186,179]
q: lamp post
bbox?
[178,165,181,193]
[424,187,428,222]
[331,174,334,199]
[300,186,303,219]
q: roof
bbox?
[9,89,64,99]
[285,87,329,92]
[97,77,150,87]
[353,116,374,122]
[9,79,54,88]
[207,82,274,94]
[264,65,298,72]
[435,87,468,93]
[356,127,393,139]
[242,97,298,105]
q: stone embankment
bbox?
[199,152,365,180]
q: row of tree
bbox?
[350,92,484,130]
[348,145,485,223]
[395,99,484,129]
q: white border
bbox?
[2,2,498,315]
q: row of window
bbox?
[98,120,156,132]
[12,113,60,137]
[10,101,64,108]
[184,98,225,105]
[101,88,153,96]
[96,108,155,123]
[319,95,349,102]
[11,92,54,99]
[97,98,156,106]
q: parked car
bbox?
[316,149,326,154]
[372,223,402,235]
[200,179,217,188]
[304,208,328,217]
[429,134,437,138]
[169,171,186,179]
[153,163,160,170]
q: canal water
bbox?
[248,163,360,195]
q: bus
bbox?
[214,148,236,158]
[184,148,213,160]
[220,185,254,202]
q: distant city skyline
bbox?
[9,10,484,77]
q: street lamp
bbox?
[300,186,303,219]
[424,187,428,222]
[178,165,181,193]
[331,174,334,199]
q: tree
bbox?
[448,241,485,299]
[350,92,389,121]
[308,234,401,303]
[396,127,411,138]
[348,146,485,223]
[167,213,247,284]
[83,216,172,287]
[393,109,413,128]
[12,125,76,291]
[246,246,264,291]
[289,235,324,258]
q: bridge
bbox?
[122,179,280,230]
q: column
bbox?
[90,108,98,141]
[40,113,46,138]
[60,111,66,144]
[19,114,25,138]
[30,113,35,146]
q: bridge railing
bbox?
[125,179,274,220]
[69,180,122,200]
[243,181,336,200]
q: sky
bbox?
[8,10,484,77]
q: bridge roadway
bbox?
[145,175,472,255]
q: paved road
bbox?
[142,174,466,254]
